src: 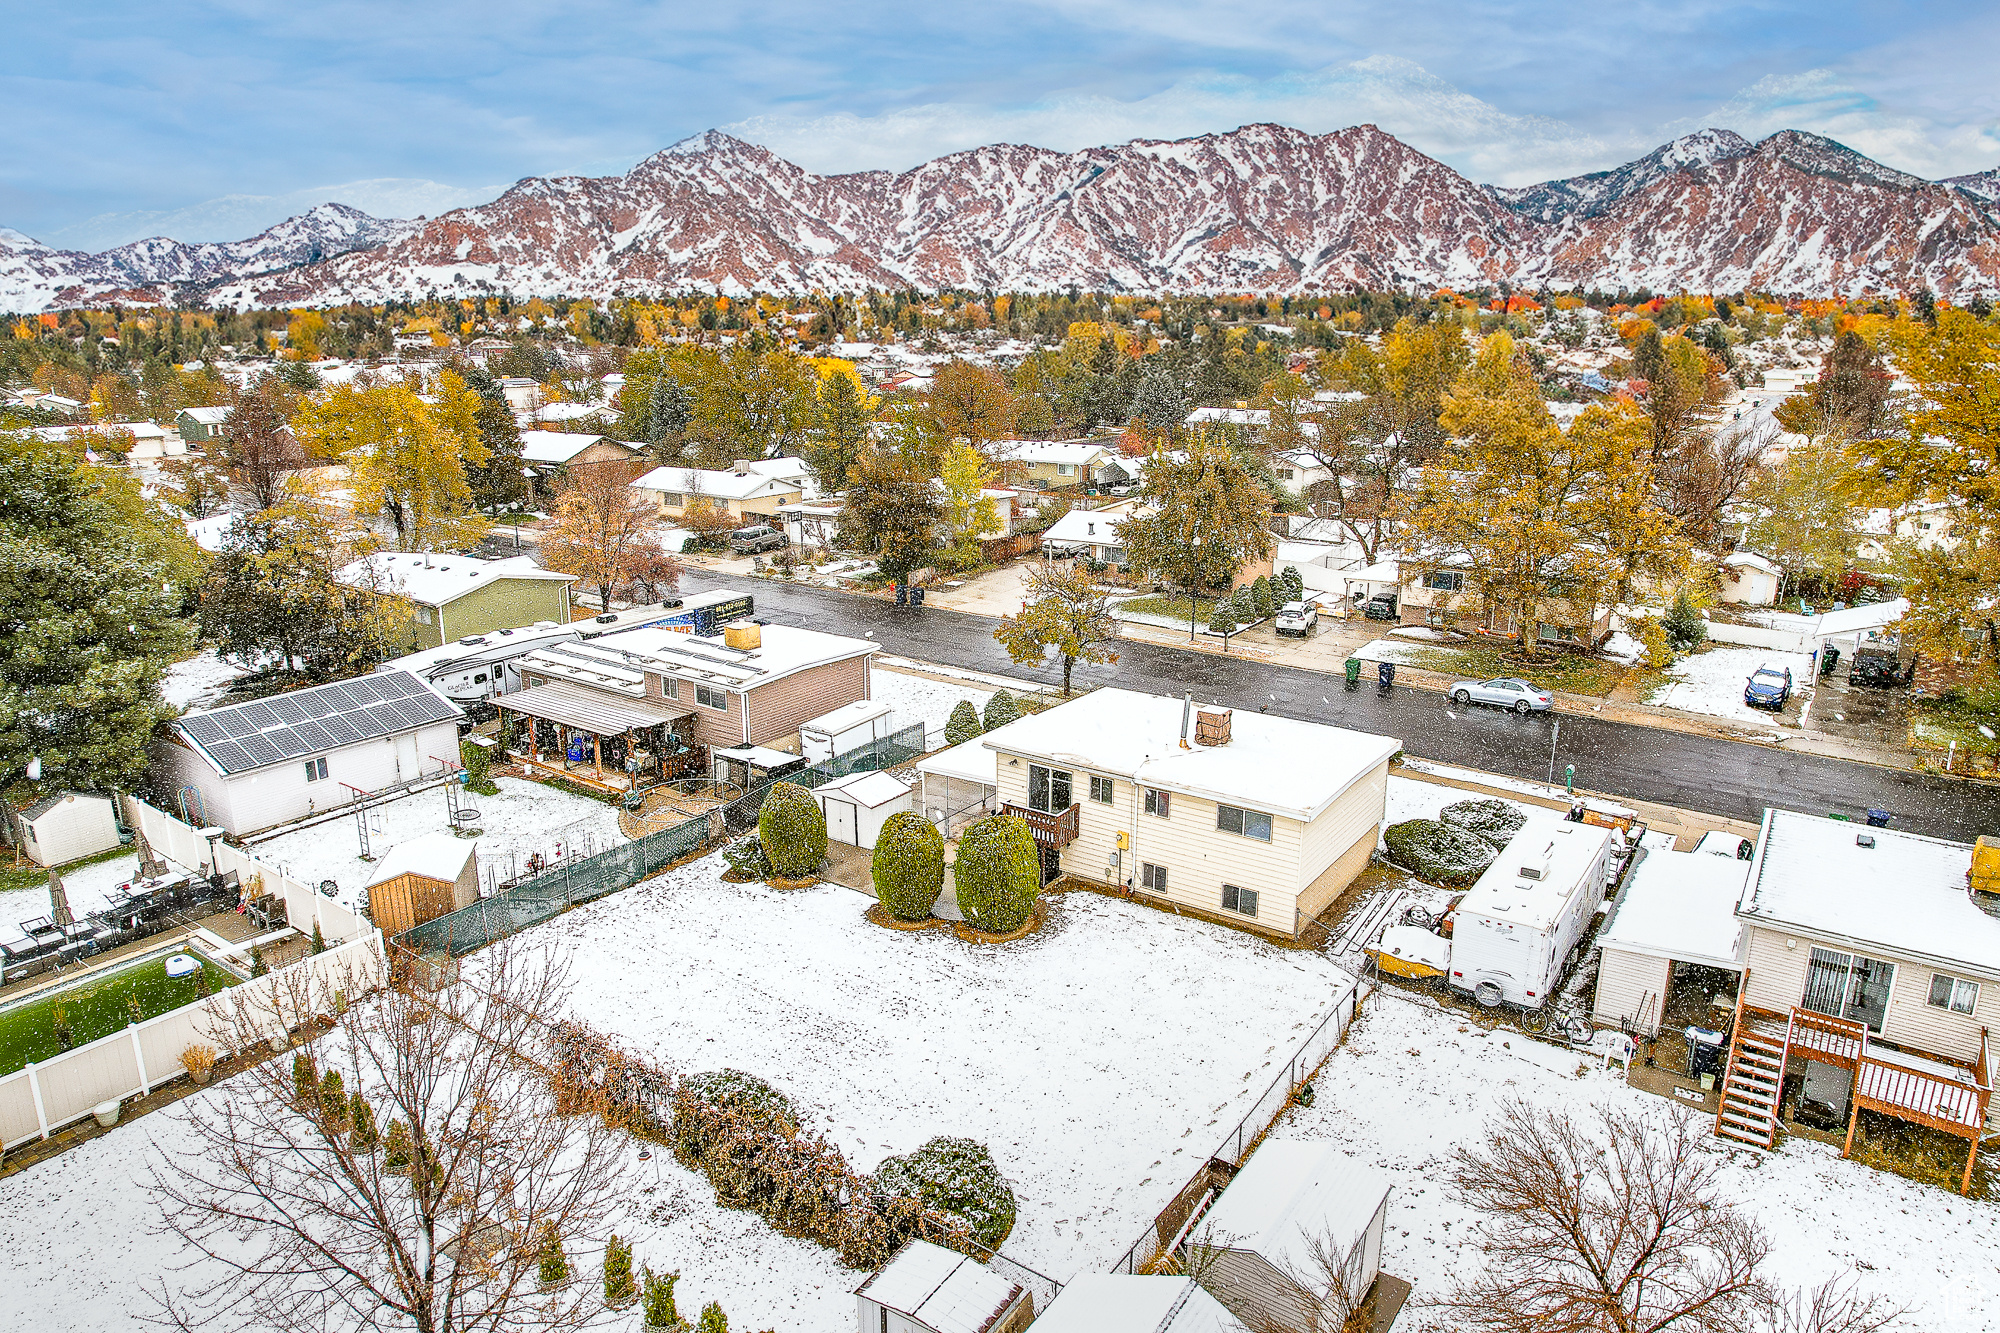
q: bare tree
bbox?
[152,945,629,1333]
[1182,1220,1372,1333]
[1439,1099,1899,1333]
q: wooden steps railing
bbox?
[999,801,1081,849]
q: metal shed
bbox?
[815,770,915,851]
[852,1239,1031,1333]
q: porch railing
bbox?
[999,802,1080,849]
[1854,1057,1989,1133]
[1786,1007,1867,1066]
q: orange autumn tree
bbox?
[540,463,660,611]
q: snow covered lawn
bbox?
[870,665,996,743]
[1273,992,2000,1331]
[541,857,1349,1300]
[0,851,142,939]
[160,648,268,711]
[1647,645,1813,725]
[250,777,624,899]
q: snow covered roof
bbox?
[1032,1276,1247,1333]
[801,699,894,736]
[337,552,575,607]
[524,622,874,697]
[1459,819,1615,932]
[1200,1140,1391,1279]
[983,688,1399,823]
[363,831,475,889]
[630,465,803,501]
[1723,551,1781,575]
[1741,809,2000,978]
[1598,848,1748,970]
[519,432,617,464]
[184,512,236,553]
[178,405,233,425]
[816,770,913,809]
[854,1240,1021,1333]
[175,670,462,777]
[1806,599,1907,640]
[1185,406,1268,427]
[1042,502,1141,547]
[915,734,999,787]
[996,438,1111,466]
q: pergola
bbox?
[496,681,697,793]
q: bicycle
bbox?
[1522,998,1594,1045]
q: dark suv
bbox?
[729,525,788,555]
[1364,593,1399,621]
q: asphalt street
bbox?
[691,572,2000,843]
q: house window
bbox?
[1221,885,1259,917]
[1141,862,1168,893]
[660,491,686,507]
[661,679,680,700]
[1802,947,1896,1033]
[1278,468,1294,480]
[1425,607,1448,627]
[695,683,727,710]
[1538,623,1579,643]
[1424,571,1463,591]
[1057,463,1075,477]
[1143,788,1171,818]
[1217,804,1273,842]
[1028,764,1073,813]
[1088,775,1114,804]
[1928,974,1980,1015]
[417,608,433,624]
[304,757,328,782]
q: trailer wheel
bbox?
[1473,980,1505,1008]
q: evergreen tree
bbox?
[982,690,1021,730]
[646,374,694,455]
[536,1220,569,1287]
[1128,359,1190,438]
[696,1301,728,1333]
[603,1234,636,1307]
[807,372,874,493]
[1118,440,1274,639]
[944,700,984,745]
[640,1268,680,1329]
[1662,589,1708,654]
[457,363,528,514]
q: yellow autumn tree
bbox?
[294,380,489,552]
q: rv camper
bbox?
[1448,819,1615,1010]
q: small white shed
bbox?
[1719,552,1782,606]
[1196,1140,1392,1330]
[1592,848,1747,1036]
[802,700,899,765]
[815,770,915,850]
[15,792,122,867]
[1031,1276,1247,1333]
[852,1239,1031,1333]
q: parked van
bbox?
[1448,819,1615,1010]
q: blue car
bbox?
[1743,665,1793,710]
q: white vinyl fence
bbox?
[0,931,387,1151]
[1704,620,1810,653]
[122,796,372,945]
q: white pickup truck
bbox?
[1275,600,1319,637]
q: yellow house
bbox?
[629,461,809,526]
[980,688,1397,939]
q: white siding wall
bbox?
[185,721,462,835]
[1295,763,1389,893]
[1742,925,1997,1065]
[20,795,121,866]
[1593,948,1673,1036]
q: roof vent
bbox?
[1856,833,1876,849]
[1194,707,1232,747]
[1518,841,1555,880]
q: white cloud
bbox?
[40,178,502,252]
[727,56,1635,186]
[1673,69,2000,180]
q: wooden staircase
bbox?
[1714,970,1785,1150]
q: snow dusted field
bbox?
[869,665,996,744]
[250,777,624,897]
[1276,992,2000,1331]
[543,856,1348,1303]
[1648,644,1814,726]
[160,648,265,711]
[0,851,141,938]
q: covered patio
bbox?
[496,682,701,794]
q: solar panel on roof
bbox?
[243,733,286,765]
[362,704,406,734]
[269,696,309,724]
[207,740,251,770]
[293,719,335,750]
[270,729,314,759]
[349,677,394,703]
[320,714,364,745]
[181,715,227,746]
[377,673,424,698]
[241,701,283,730]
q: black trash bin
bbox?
[1378,661,1396,687]
[895,583,909,606]
[910,586,926,607]
[1686,1025,1727,1084]
[1865,808,1891,828]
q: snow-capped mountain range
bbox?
[6,124,2000,313]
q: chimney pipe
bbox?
[1179,692,1193,750]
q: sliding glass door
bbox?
[1801,946,1895,1032]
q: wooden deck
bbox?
[998,801,1080,849]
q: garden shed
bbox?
[1592,848,1747,1037]
[1030,1276,1246,1332]
[852,1238,1031,1333]
[1195,1140,1392,1330]
[814,770,914,851]
[14,792,121,867]
[361,832,480,935]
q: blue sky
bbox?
[5,1,1997,249]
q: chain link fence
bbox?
[398,724,928,957]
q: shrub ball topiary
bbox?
[677,1068,798,1132]
[871,1136,1018,1250]
[757,781,827,877]
[952,815,1042,933]
[1383,819,1498,886]
[872,812,946,921]
[1439,798,1528,849]
[944,699,984,745]
[982,690,1022,731]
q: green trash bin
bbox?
[1344,657,1362,684]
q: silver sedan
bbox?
[1448,677,1554,715]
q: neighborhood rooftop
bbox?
[514,622,875,697]
[174,670,462,776]
[981,687,1399,821]
[336,551,575,607]
[1597,847,1748,969]
[1741,808,2000,976]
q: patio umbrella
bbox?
[49,867,73,927]
[134,826,164,878]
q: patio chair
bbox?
[1589,1031,1638,1074]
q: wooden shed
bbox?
[852,1239,1031,1333]
[361,832,480,935]
[1194,1140,1392,1331]
[15,792,121,867]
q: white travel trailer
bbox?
[800,699,899,765]
[1448,819,1615,1010]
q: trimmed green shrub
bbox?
[603,1234,636,1307]
[675,1069,798,1137]
[319,1068,348,1128]
[1383,819,1497,886]
[721,835,770,879]
[872,812,946,921]
[1251,574,1274,617]
[982,689,1021,731]
[641,1268,681,1329]
[536,1219,569,1287]
[697,1302,728,1333]
[944,700,984,745]
[871,1136,1017,1250]
[1207,600,1238,637]
[383,1118,411,1172]
[460,737,500,795]
[1278,565,1305,603]
[757,782,827,877]
[1439,798,1527,848]
[292,1051,316,1107]
[952,815,1041,933]
[1663,589,1707,653]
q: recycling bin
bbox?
[1344,658,1362,685]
